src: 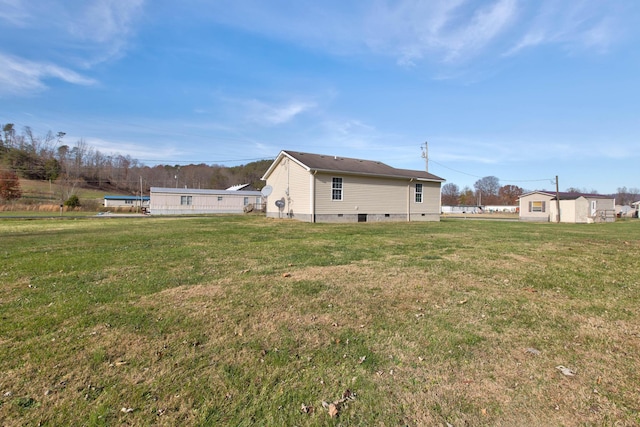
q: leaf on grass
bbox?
[300,403,313,414]
[525,348,541,355]
[121,407,134,413]
[328,403,339,417]
[556,365,576,376]
[282,273,291,278]
[458,299,468,305]
[358,356,366,364]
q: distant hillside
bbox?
[1,124,275,204]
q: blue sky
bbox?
[1,0,638,194]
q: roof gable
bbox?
[262,150,445,182]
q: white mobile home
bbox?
[261,150,445,223]
[519,191,615,223]
[149,187,262,215]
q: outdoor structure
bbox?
[441,205,518,214]
[441,205,484,214]
[519,191,616,223]
[261,150,445,223]
[149,187,262,215]
[104,195,149,209]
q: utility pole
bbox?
[421,142,428,172]
[555,175,560,223]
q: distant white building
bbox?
[149,187,262,215]
[104,195,149,209]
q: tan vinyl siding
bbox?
[262,151,444,222]
[519,193,552,222]
[549,197,616,223]
[264,158,311,219]
[314,174,439,215]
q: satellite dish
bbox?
[261,185,273,197]
[275,199,285,209]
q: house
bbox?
[518,191,555,222]
[519,191,616,223]
[104,195,150,209]
[261,150,445,223]
[149,187,262,215]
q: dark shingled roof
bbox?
[521,190,613,200]
[552,192,612,200]
[283,150,445,182]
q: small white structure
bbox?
[441,205,483,214]
[519,191,615,223]
[484,205,518,213]
[149,187,262,215]
[261,150,445,223]
[104,195,149,208]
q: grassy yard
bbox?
[0,216,639,426]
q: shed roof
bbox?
[262,150,445,182]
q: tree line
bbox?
[441,175,639,207]
[0,123,272,202]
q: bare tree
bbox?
[499,185,523,205]
[474,176,500,205]
[459,186,475,205]
[441,183,460,205]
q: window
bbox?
[180,195,192,205]
[529,201,545,212]
[415,183,423,203]
[243,197,249,205]
[332,177,343,200]
[217,196,223,201]
[124,200,133,205]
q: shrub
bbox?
[64,194,80,208]
[0,169,22,201]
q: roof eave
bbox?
[309,167,444,182]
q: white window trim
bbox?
[415,183,423,203]
[332,177,343,201]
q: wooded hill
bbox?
[0,123,273,204]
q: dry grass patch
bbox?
[2,217,640,426]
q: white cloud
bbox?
[194,0,632,69]
[505,2,621,56]
[0,0,145,96]
[70,0,144,43]
[0,0,30,26]
[84,136,184,161]
[0,53,97,96]
[245,100,316,126]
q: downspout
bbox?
[407,179,414,222]
[311,170,317,223]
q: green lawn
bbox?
[1,216,639,426]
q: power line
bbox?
[428,158,553,185]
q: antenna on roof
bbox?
[421,142,428,172]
